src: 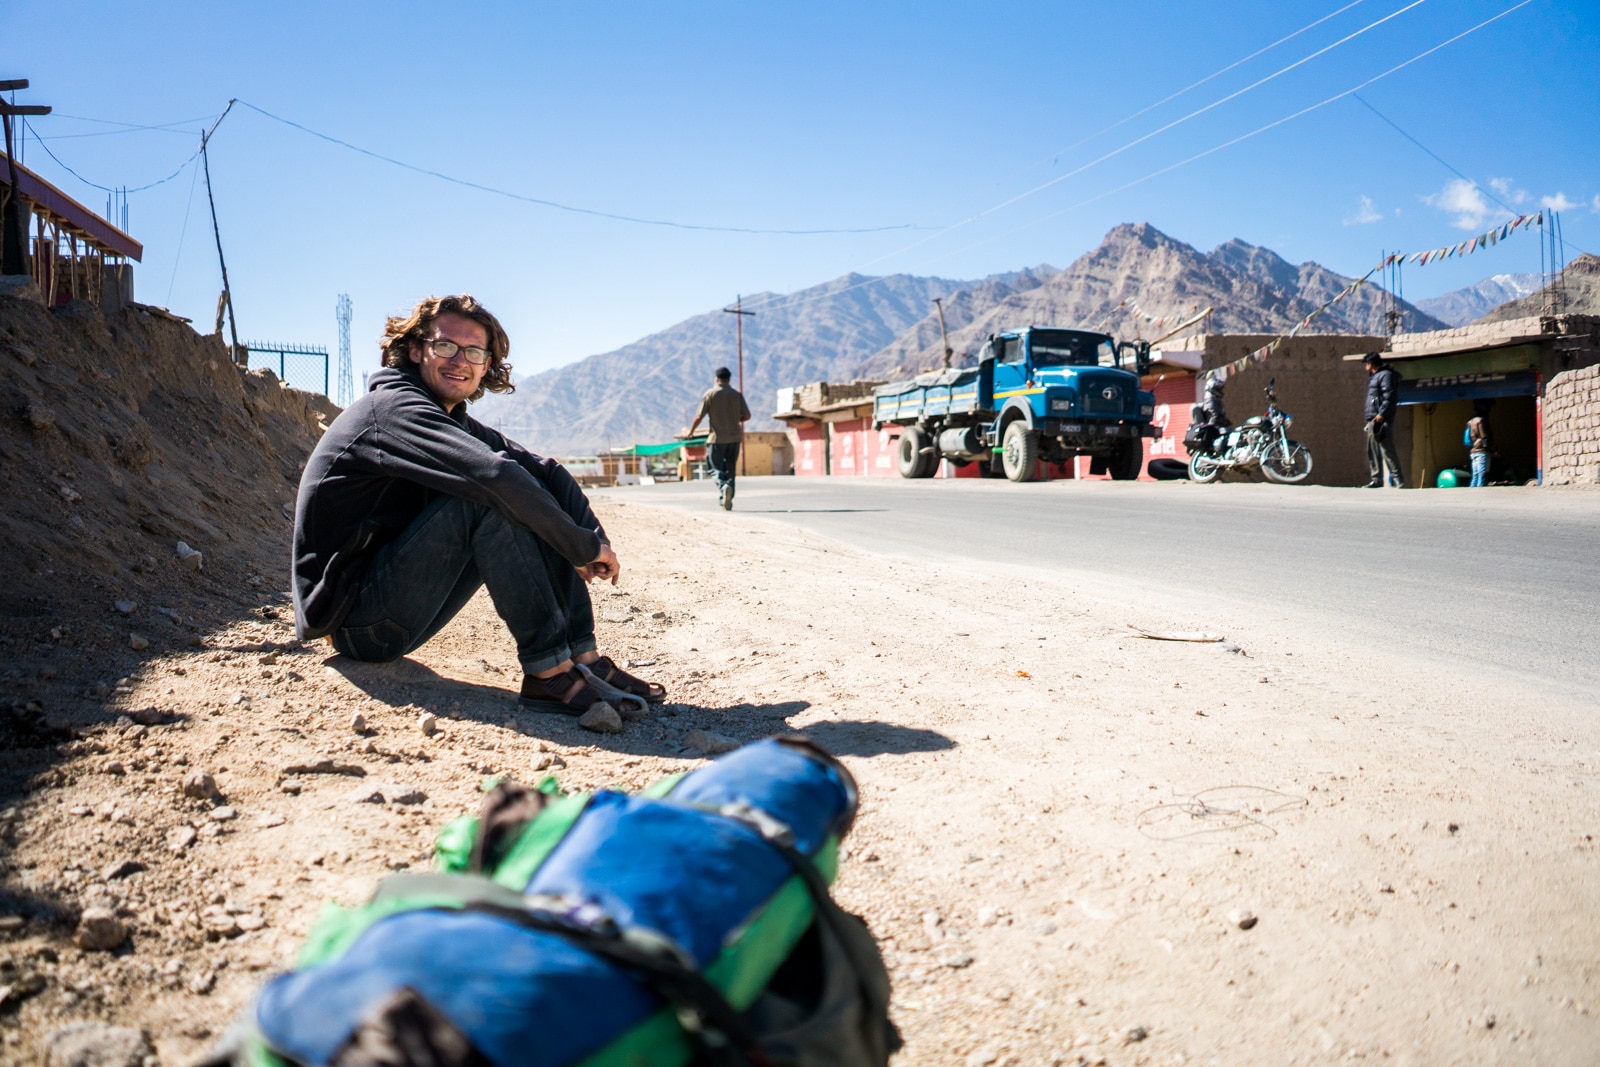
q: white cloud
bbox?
[1423,179,1492,230]
[1592,194,1600,213]
[1489,177,1529,205]
[1343,195,1383,226]
[1541,192,1577,212]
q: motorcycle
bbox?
[1185,378,1313,484]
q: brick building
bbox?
[1544,363,1600,485]
[1345,314,1600,487]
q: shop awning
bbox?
[1398,370,1538,405]
[617,437,706,456]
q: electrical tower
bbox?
[335,293,354,407]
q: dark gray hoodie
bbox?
[291,365,606,640]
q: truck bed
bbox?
[873,367,983,423]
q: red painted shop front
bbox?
[829,419,897,476]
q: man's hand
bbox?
[579,543,620,586]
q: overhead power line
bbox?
[22,118,200,193]
[929,0,1541,265]
[233,99,926,236]
[1027,0,1372,173]
[835,0,1432,282]
[742,0,1533,316]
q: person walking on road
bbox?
[686,366,751,511]
[292,294,666,717]
[1363,352,1404,488]
[1467,399,1495,487]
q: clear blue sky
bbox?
[7,0,1596,382]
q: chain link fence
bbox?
[245,342,330,397]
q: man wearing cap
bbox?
[1363,352,1404,488]
[686,366,751,511]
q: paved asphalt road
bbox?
[602,478,1600,702]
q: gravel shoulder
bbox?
[2,495,1596,1066]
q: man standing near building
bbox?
[686,366,751,510]
[1467,399,1495,487]
[293,294,666,718]
[1363,352,1404,488]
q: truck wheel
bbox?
[896,427,938,479]
[1001,421,1038,482]
[1109,438,1143,481]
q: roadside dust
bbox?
[1,297,1595,1065]
[4,491,1596,1065]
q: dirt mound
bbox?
[0,293,335,667]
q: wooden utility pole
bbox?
[199,100,241,363]
[722,295,756,475]
[933,296,954,369]
[1,79,51,277]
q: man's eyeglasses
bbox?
[424,338,492,366]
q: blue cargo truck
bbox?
[873,327,1156,482]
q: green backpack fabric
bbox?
[206,742,900,1067]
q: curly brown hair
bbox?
[379,294,514,401]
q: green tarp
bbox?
[621,437,706,456]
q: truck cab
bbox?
[979,327,1156,480]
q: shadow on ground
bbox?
[326,656,836,759]
[793,719,955,757]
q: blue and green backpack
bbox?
[203,737,899,1067]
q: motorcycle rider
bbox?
[1198,375,1231,427]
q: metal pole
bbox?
[722,296,757,476]
[933,296,953,369]
[198,101,240,362]
[1,83,52,277]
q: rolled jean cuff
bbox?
[522,645,574,675]
[570,635,597,658]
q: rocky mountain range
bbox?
[474,268,1050,454]
[857,223,1446,377]
[1414,272,1542,326]
[1471,254,1598,324]
[479,222,1450,454]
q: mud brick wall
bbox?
[1543,363,1600,485]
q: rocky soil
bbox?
[2,295,1596,1067]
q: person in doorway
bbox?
[1363,352,1404,488]
[1467,399,1495,487]
[292,294,665,716]
[685,366,751,511]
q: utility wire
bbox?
[909,0,1374,239]
[234,99,925,236]
[165,148,204,305]
[1350,93,1513,210]
[742,0,1531,317]
[1026,0,1371,174]
[22,119,200,193]
[49,111,221,131]
[31,125,206,140]
[750,0,1431,309]
[1347,92,1591,257]
[928,0,1540,265]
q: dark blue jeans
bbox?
[707,442,740,492]
[332,495,595,675]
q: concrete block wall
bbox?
[1543,363,1600,485]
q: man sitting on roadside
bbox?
[291,294,665,715]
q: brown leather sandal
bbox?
[517,668,618,717]
[586,656,668,704]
